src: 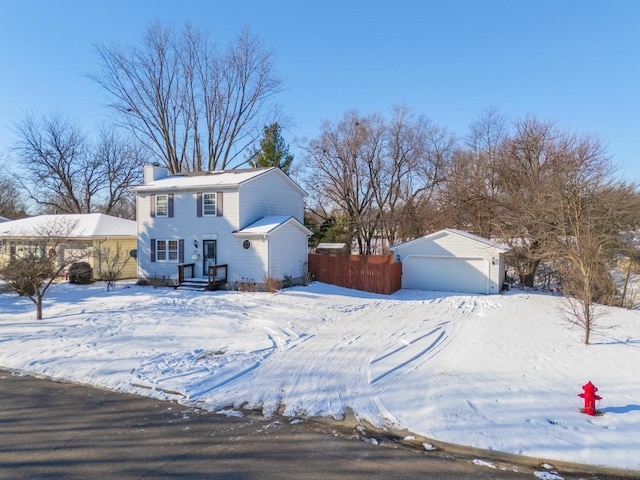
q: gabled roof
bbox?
[131,167,305,196]
[0,214,137,238]
[234,216,312,237]
[390,228,510,252]
[444,229,510,251]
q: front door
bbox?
[202,240,217,278]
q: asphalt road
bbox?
[0,370,637,479]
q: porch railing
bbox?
[208,264,228,289]
[178,263,195,285]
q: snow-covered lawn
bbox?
[0,281,639,471]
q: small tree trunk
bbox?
[583,307,591,345]
[620,261,632,308]
[582,289,592,345]
[36,297,43,320]
[522,260,539,288]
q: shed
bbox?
[315,243,350,254]
[389,229,509,294]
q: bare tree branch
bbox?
[90,23,282,173]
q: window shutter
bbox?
[216,192,223,217]
[168,194,174,218]
[150,239,156,263]
[179,239,185,264]
[150,195,156,218]
[197,192,203,217]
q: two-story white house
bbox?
[132,165,311,289]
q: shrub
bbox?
[149,275,170,288]
[263,275,282,293]
[68,262,93,284]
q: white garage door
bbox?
[402,256,489,294]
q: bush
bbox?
[263,275,282,293]
[68,262,93,284]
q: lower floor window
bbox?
[156,239,178,262]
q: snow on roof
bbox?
[236,216,294,235]
[132,168,275,193]
[0,214,137,238]
[444,228,510,252]
[317,243,347,249]
[235,216,311,236]
[390,228,510,252]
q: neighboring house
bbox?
[0,215,10,223]
[0,213,138,279]
[131,165,311,288]
[389,229,510,294]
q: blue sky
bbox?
[1,0,639,179]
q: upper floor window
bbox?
[203,193,217,216]
[156,194,168,217]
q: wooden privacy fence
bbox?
[308,254,402,295]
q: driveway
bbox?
[0,370,634,479]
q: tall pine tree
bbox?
[247,123,293,174]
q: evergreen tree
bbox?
[248,123,294,174]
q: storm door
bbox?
[202,240,217,278]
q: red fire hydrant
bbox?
[578,381,602,416]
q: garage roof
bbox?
[390,228,510,252]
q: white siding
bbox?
[137,190,240,281]
[268,224,308,280]
[227,236,268,284]
[238,171,304,228]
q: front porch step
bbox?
[175,279,209,291]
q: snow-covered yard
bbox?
[0,281,639,471]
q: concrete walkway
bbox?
[0,370,635,479]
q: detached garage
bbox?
[389,229,509,295]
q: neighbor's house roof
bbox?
[0,215,11,223]
[0,214,137,239]
[233,216,312,237]
[390,228,510,252]
[131,167,305,195]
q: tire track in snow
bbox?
[189,294,485,430]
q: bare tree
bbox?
[0,168,28,219]
[492,116,566,287]
[92,127,144,219]
[14,112,89,213]
[553,180,640,344]
[91,23,282,173]
[382,106,452,244]
[96,243,132,292]
[0,218,83,319]
[303,107,453,253]
[13,113,142,217]
[303,110,383,254]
